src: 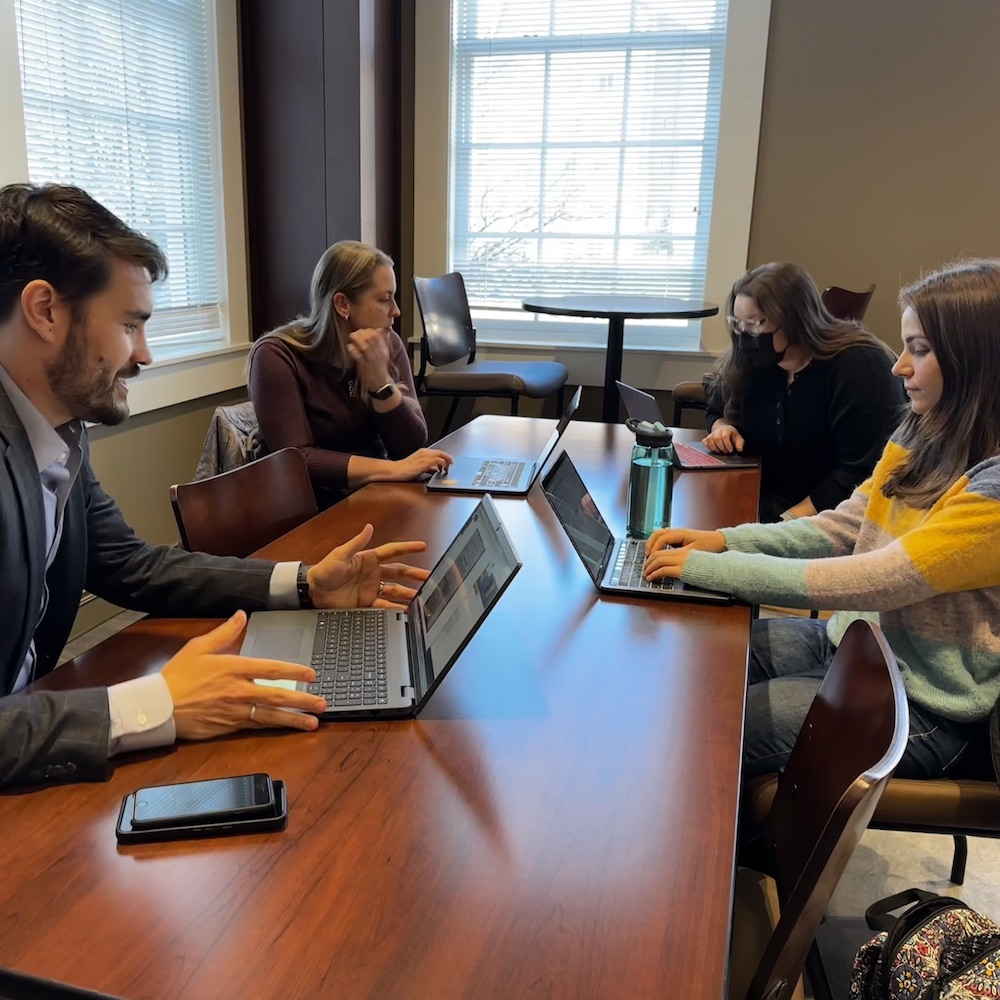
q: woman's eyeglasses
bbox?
[727,315,775,336]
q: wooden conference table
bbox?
[521,295,720,423]
[0,419,759,1000]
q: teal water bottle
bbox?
[625,418,674,539]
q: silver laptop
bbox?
[540,451,731,603]
[241,495,521,719]
[614,380,758,470]
[427,385,582,494]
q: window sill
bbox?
[127,342,251,416]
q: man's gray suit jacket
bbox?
[0,382,277,788]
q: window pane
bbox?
[449,0,729,345]
[15,0,225,356]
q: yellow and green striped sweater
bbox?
[682,439,1000,722]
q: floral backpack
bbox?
[850,888,1000,999]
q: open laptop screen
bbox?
[414,496,520,699]
[540,452,615,586]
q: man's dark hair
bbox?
[0,183,168,323]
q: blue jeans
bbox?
[744,618,981,779]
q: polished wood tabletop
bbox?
[1,419,759,1000]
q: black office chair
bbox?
[413,272,568,436]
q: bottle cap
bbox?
[626,416,674,448]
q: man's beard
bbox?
[45,323,140,426]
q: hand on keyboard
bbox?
[642,528,728,582]
[702,421,745,454]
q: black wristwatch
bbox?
[371,381,396,401]
[297,564,315,609]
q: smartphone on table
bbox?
[116,774,287,844]
[131,772,275,829]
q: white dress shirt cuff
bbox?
[268,561,302,609]
[108,673,176,756]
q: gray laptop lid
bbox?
[615,380,663,425]
[531,384,582,474]
[409,494,521,705]
[539,451,615,586]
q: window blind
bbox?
[449,0,729,346]
[14,0,225,358]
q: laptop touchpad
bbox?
[248,627,303,661]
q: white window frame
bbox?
[414,0,772,388]
[0,0,250,416]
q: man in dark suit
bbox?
[0,183,428,789]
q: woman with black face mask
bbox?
[704,262,905,522]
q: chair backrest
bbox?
[171,447,318,558]
[821,283,876,323]
[413,272,477,368]
[745,620,909,1000]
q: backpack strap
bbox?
[864,888,944,932]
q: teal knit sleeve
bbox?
[682,549,813,608]
[721,518,834,559]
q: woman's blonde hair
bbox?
[250,240,399,400]
[883,259,1000,506]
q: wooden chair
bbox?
[730,620,908,1000]
[170,447,318,558]
[413,272,568,436]
[820,282,876,323]
[670,282,876,427]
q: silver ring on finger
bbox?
[377,580,385,597]
[249,703,257,722]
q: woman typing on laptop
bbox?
[704,262,904,521]
[644,260,1000,781]
[249,241,451,509]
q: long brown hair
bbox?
[249,240,400,402]
[714,262,893,424]
[882,259,1000,506]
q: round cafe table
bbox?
[521,294,719,423]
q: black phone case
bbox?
[116,780,287,844]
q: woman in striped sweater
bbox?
[643,259,1000,779]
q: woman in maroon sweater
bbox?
[249,241,451,508]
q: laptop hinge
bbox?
[404,607,427,703]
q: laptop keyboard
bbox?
[672,442,728,468]
[472,459,526,488]
[308,611,389,707]
[609,538,675,590]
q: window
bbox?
[448,0,729,349]
[15,0,226,359]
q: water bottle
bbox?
[625,418,674,539]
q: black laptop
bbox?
[540,451,731,604]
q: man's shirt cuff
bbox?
[108,673,176,756]
[268,561,302,609]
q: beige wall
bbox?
[71,389,247,637]
[750,0,1000,346]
